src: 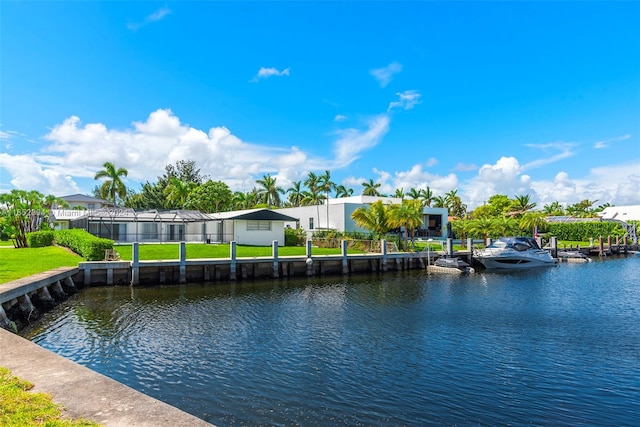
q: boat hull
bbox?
[476,254,557,269]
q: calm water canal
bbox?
[24,256,640,426]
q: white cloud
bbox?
[250,67,291,82]
[425,157,438,167]
[127,6,171,31]
[454,162,477,172]
[522,142,576,170]
[388,90,421,111]
[370,62,402,88]
[334,114,348,122]
[331,115,390,168]
[594,134,632,149]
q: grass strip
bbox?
[0,247,83,284]
[0,366,99,426]
[114,243,351,260]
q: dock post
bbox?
[341,240,349,274]
[447,238,453,257]
[550,236,558,258]
[599,236,604,256]
[381,239,388,272]
[230,241,237,281]
[83,265,91,286]
[305,239,314,276]
[37,287,55,308]
[272,240,279,278]
[466,238,474,263]
[131,242,139,286]
[179,241,186,284]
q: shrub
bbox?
[285,227,307,246]
[548,221,626,241]
[26,231,55,247]
[54,229,114,261]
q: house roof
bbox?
[211,208,298,222]
[599,205,640,222]
[60,194,111,204]
[59,208,211,222]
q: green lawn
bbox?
[114,243,350,260]
[0,240,15,247]
[0,247,83,284]
[0,366,99,426]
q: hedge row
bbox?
[26,230,55,247]
[548,222,626,241]
[52,229,114,261]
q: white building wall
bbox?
[233,220,285,246]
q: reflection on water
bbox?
[24,257,640,426]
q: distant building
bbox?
[598,205,640,222]
[57,194,113,210]
[276,196,450,239]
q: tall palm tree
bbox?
[351,200,391,237]
[256,174,284,207]
[318,170,335,228]
[304,172,322,225]
[362,178,382,196]
[94,161,128,206]
[407,188,422,200]
[393,188,405,198]
[335,184,353,198]
[163,176,196,208]
[432,195,446,208]
[543,201,564,216]
[387,199,424,250]
[286,181,304,207]
[420,187,434,207]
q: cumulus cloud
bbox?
[370,62,402,87]
[594,134,632,149]
[250,67,291,82]
[127,6,171,31]
[388,90,421,111]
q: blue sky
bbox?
[1,1,639,209]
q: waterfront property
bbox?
[277,195,450,238]
[22,256,640,426]
[50,207,299,246]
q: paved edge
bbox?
[0,329,214,427]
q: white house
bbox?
[50,207,299,246]
[208,209,299,246]
[599,205,640,222]
[276,196,450,239]
[57,194,113,210]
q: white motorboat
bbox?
[474,237,558,269]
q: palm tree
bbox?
[286,181,304,207]
[350,200,391,237]
[543,201,564,216]
[318,170,335,228]
[94,161,128,206]
[407,188,422,200]
[304,172,323,225]
[509,194,536,216]
[393,188,405,198]
[519,211,548,237]
[335,185,353,198]
[467,216,500,242]
[432,195,446,208]
[420,187,434,207]
[445,189,466,219]
[256,174,284,207]
[362,178,382,196]
[163,176,196,208]
[387,199,424,250]
[493,215,519,236]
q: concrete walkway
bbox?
[0,329,214,426]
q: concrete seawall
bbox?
[0,328,213,426]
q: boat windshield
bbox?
[487,237,541,251]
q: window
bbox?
[309,217,314,230]
[247,220,271,231]
[142,223,158,239]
